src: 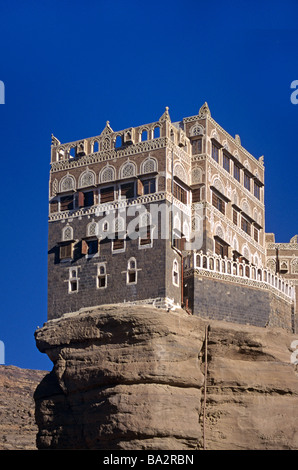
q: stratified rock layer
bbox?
[34,304,298,450]
[0,366,46,450]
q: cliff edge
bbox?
[34,304,298,450]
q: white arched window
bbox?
[78,169,96,188]
[86,221,98,238]
[172,259,179,286]
[100,166,116,183]
[59,174,76,192]
[120,161,136,179]
[62,225,73,242]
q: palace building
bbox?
[47,103,296,331]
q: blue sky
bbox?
[0,0,297,371]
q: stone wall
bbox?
[185,274,293,331]
[48,200,182,320]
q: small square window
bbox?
[97,264,107,289]
[128,271,136,283]
[70,280,78,292]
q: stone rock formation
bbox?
[34,304,298,450]
[0,366,46,450]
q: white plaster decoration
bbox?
[100,165,116,183]
[120,161,136,179]
[101,137,111,151]
[242,199,251,217]
[243,244,250,261]
[233,236,239,252]
[215,223,225,241]
[78,168,96,188]
[174,162,188,184]
[211,128,219,142]
[212,176,225,196]
[86,220,98,237]
[291,258,298,274]
[184,252,294,302]
[62,225,73,241]
[191,167,202,184]
[243,160,251,172]
[141,157,157,174]
[172,259,179,286]
[267,258,276,271]
[52,178,58,196]
[59,174,76,192]
[190,123,204,136]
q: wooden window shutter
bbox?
[137,179,144,196]
[81,239,88,255]
[60,242,73,260]
[192,188,200,203]
[78,191,84,208]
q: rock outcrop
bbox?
[0,366,46,450]
[34,304,298,450]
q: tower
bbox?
[47,104,294,330]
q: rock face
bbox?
[34,304,298,450]
[0,366,46,450]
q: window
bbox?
[254,227,259,243]
[120,182,135,199]
[233,209,238,225]
[60,195,74,211]
[244,173,251,191]
[141,130,148,141]
[215,239,228,258]
[173,182,187,204]
[60,242,73,260]
[100,186,114,203]
[68,268,79,293]
[223,153,230,173]
[234,163,241,182]
[254,181,261,200]
[83,191,94,207]
[115,135,123,148]
[192,139,202,155]
[82,239,99,256]
[212,191,225,215]
[112,235,125,252]
[127,258,137,284]
[241,216,251,236]
[139,226,152,246]
[97,264,107,288]
[154,126,160,138]
[173,260,179,286]
[173,237,186,252]
[143,178,156,195]
[211,143,219,163]
[192,187,200,203]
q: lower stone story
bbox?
[183,252,295,332]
